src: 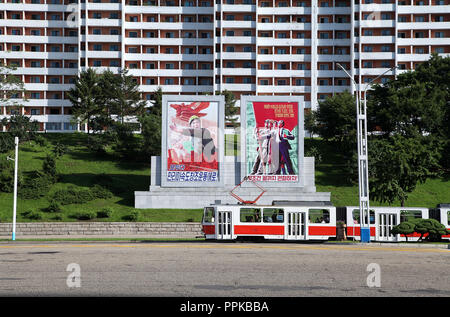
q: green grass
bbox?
[0,134,448,224]
[0,133,203,223]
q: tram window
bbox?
[240,208,261,223]
[448,211,450,226]
[309,209,330,224]
[203,207,214,223]
[352,209,375,224]
[400,210,422,223]
[263,208,284,223]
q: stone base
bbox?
[135,188,331,209]
[135,156,331,209]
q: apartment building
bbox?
[0,0,448,131]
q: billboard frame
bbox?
[239,95,305,188]
[161,94,225,188]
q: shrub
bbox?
[42,155,58,181]
[53,142,68,157]
[52,187,95,205]
[46,201,62,213]
[33,135,49,147]
[52,214,63,221]
[391,221,416,242]
[21,210,42,220]
[97,208,113,218]
[19,173,53,199]
[72,210,96,220]
[92,185,113,199]
[122,211,139,222]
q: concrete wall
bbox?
[0,222,203,239]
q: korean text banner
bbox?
[245,101,299,182]
[166,101,219,183]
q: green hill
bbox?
[0,134,448,223]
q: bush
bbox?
[33,135,49,147]
[92,185,113,199]
[21,210,42,220]
[42,155,58,181]
[19,173,53,199]
[97,208,113,218]
[52,214,63,221]
[53,142,68,157]
[52,186,95,205]
[122,210,139,222]
[46,201,62,213]
[391,218,450,242]
[72,210,96,220]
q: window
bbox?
[295,79,305,86]
[30,109,41,115]
[263,208,284,223]
[64,123,77,131]
[309,209,330,224]
[45,122,62,131]
[164,78,174,85]
[240,208,261,223]
[31,61,41,68]
[448,211,450,226]
[203,207,214,223]
[400,210,422,223]
[352,209,375,225]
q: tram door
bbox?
[378,213,397,241]
[217,211,232,240]
[286,212,306,240]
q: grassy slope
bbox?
[0,134,448,223]
[0,133,202,223]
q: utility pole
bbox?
[7,137,19,241]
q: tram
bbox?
[201,202,450,242]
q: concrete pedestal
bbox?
[135,156,331,209]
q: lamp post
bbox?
[7,137,19,241]
[336,63,398,242]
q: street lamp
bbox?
[336,63,398,242]
[7,137,19,241]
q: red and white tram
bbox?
[338,206,429,242]
[430,204,450,239]
[201,202,449,242]
[202,202,337,241]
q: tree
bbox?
[1,63,27,108]
[368,135,441,207]
[139,87,162,158]
[219,90,239,128]
[391,218,450,242]
[391,221,416,242]
[67,68,103,134]
[1,114,39,141]
[315,91,357,148]
[101,68,147,124]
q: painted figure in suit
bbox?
[276,120,295,175]
[250,119,272,175]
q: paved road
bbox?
[0,241,448,297]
